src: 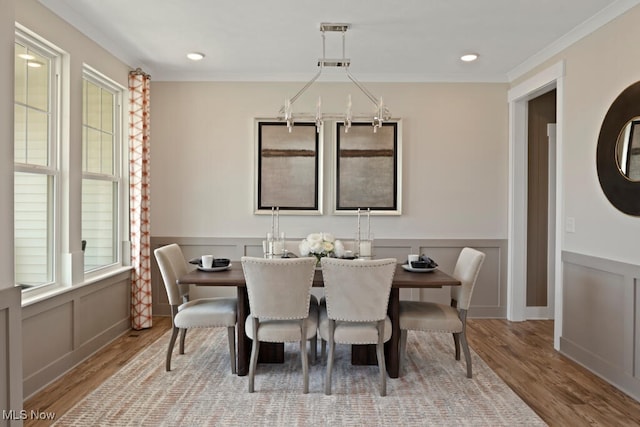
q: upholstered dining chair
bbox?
[318,257,397,396]
[241,256,318,393]
[398,247,485,378]
[154,243,237,373]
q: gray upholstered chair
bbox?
[399,247,485,378]
[241,256,318,393]
[154,243,237,373]
[318,257,397,396]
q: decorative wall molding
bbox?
[561,250,640,401]
[21,272,131,398]
[1,287,23,425]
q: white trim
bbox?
[14,27,64,290]
[507,0,640,81]
[151,71,510,83]
[508,61,565,102]
[507,61,565,351]
[81,65,126,274]
[21,266,132,308]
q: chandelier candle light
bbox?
[278,23,391,133]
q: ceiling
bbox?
[38,0,637,82]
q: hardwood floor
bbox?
[467,319,640,427]
[23,317,640,426]
[23,317,173,427]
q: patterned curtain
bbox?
[129,68,152,330]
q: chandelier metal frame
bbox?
[278,23,391,133]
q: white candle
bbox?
[273,240,284,255]
[359,240,372,257]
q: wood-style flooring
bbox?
[23,317,640,426]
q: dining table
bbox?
[177,262,461,379]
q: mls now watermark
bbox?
[2,409,56,421]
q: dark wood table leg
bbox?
[236,287,284,376]
[350,288,400,378]
[236,287,251,376]
[385,287,400,378]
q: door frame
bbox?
[507,61,564,349]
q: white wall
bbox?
[561,7,640,265]
[151,81,509,241]
[512,5,640,266]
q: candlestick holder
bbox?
[355,231,374,260]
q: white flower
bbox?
[299,232,344,258]
[307,233,323,244]
[322,232,335,243]
[299,239,311,256]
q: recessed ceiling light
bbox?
[460,53,479,62]
[18,53,35,60]
[26,60,43,68]
[187,52,205,61]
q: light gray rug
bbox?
[54,328,546,426]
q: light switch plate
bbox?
[566,217,575,233]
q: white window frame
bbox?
[81,64,126,277]
[14,28,62,291]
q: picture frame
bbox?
[254,120,323,215]
[333,121,402,215]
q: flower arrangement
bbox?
[299,233,345,265]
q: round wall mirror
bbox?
[615,117,640,181]
[596,81,640,215]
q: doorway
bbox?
[526,90,556,319]
[507,61,564,349]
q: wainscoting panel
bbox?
[561,251,640,401]
[21,271,131,398]
[0,287,22,426]
[77,277,130,347]
[151,237,507,319]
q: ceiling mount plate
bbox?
[320,23,350,32]
[318,59,351,68]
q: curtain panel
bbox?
[129,69,152,330]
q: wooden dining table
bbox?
[177,262,460,379]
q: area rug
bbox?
[54,328,546,426]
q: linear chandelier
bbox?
[278,23,391,133]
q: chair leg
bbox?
[300,319,309,394]
[301,338,310,393]
[325,320,335,395]
[179,328,187,354]
[458,310,471,378]
[309,335,317,364]
[248,318,260,392]
[453,332,461,360]
[227,326,237,374]
[166,326,180,371]
[376,320,387,396]
[321,338,326,360]
[399,329,407,374]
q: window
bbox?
[82,68,122,272]
[14,31,59,289]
